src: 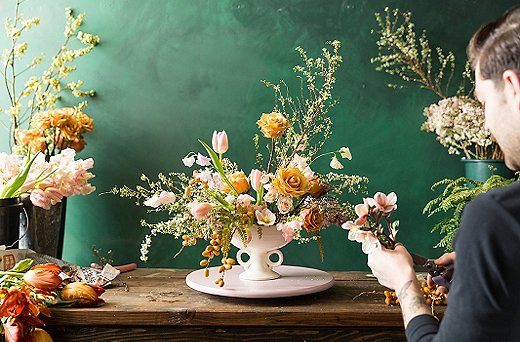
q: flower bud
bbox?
[61,282,105,306]
[23,269,62,291]
[212,130,228,154]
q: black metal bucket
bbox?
[0,197,24,248]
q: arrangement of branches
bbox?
[371,7,502,160]
[423,174,517,251]
[1,0,99,149]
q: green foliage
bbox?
[423,174,518,251]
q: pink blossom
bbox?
[263,184,278,203]
[255,208,276,226]
[144,191,176,208]
[195,153,211,167]
[353,199,370,226]
[187,201,212,219]
[237,194,255,207]
[341,221,379,254]
[212,130,228,154]
[249,169,263,191]
[276,220,302,242]
[372,192,397,213]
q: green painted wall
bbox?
[0,0,516,271]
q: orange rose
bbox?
[308,178,328,197]
[257,111,290,138]
[224,171,250,194]
[301,207,324,232]
[273,168,310,197]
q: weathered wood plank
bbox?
[45,326,407,342]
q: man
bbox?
[367,5,520,341]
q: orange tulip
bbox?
[23,269,62,291]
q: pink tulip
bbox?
[249,169,263,191]
[212,130,228,154]
[187,201,213,219]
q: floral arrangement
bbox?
[1,1,99,153]
[0,258,104,341]
[371,7,502,160]
[112,41,368,285]
[342,191,399,254]
[0,148,95,209]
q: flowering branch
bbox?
[342,192,399,254]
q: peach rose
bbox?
[224,171,250,194]
[257,111,290,138]
[301,207,324,232]
[273,168,310,197]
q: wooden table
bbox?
[43,268,443,341]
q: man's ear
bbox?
[502,70,520,110]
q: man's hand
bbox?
[427,252,455,294]
[367,243,416,291]
[367,244,432,327]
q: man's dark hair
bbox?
[468,5,520,81]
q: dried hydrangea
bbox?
[421,96,492,159]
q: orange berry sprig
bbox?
[199,231,236,287]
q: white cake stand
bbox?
[186,265,334,299]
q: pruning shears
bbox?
[410,252,454,289]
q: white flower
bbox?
[330,156,343,170]
[255,208,276,226]
[339,147,352,160]
[196,153,211,166]
[289,154,314,179]
[182,155,195,167]
[276,196,293,214]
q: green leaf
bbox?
[1,153,38,199]
[10,258,34,272]
[198,139,238,195]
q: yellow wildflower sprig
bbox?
[1,2,100,149]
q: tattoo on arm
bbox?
[397,279,431,327]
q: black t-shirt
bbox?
[406,182,520,341]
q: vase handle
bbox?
[236,249,252,269]
[266,249,283,268]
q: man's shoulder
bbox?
[471,180,520,212]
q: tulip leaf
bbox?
[10,258,34,272]
[198,139,238,195]
[1,153,38,199]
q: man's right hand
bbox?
[427,252,455,294]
